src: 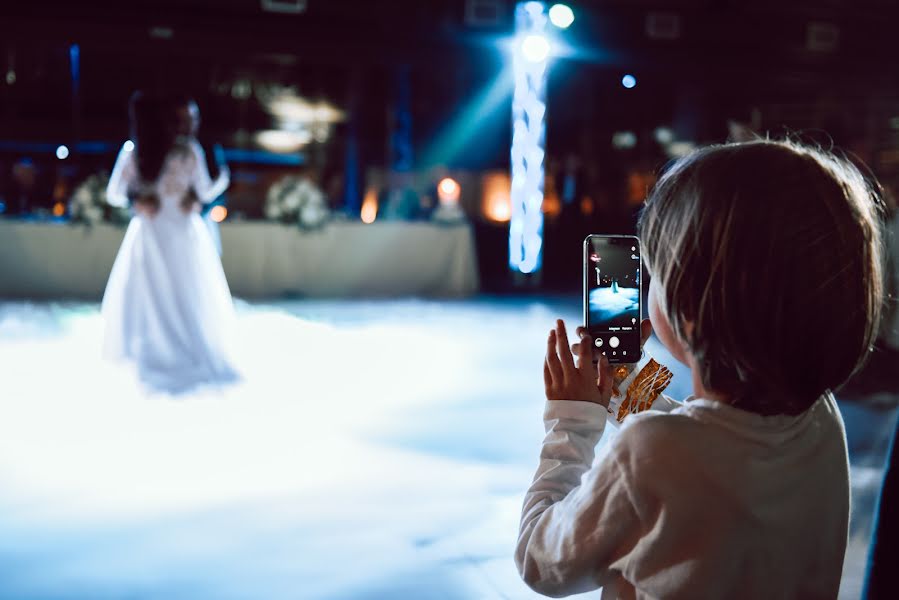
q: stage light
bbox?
[52,202,65,217]
[5,70,15,85]
[521,34,550,63]
[549,4,574,28]
[510,1,550,275]
[123,140,135,152]
[621,74,637,89]
[209,205,228,223]
[437,178,461,203]
[56,145,69,160]
[360,188,378,224]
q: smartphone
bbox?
[583,234,642,364]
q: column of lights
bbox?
[509,1,550,275]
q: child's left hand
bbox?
[544,319,614,406]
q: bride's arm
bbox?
[106,143,137,208]
[190,140,230,203]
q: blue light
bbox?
[621,74,637,89]
[549,4,574,28]
[510,1,549,275]
[56,145,70,160]
[521,34,550,63]
[69,44,80,83]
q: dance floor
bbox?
[0,297,895,599]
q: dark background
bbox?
[2,0,898,290]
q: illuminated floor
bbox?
[0,298,894,599]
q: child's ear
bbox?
[670,320,695,366]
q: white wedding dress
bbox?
[102,140,239,393]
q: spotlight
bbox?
[549,4,574,29]
[123,140,135,152]
[621,74,637,89]
[209,205,228,223]
[5,70,15,85]
[437,177,461,203]
[56,145,70,160]
[521,34,550,63]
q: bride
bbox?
[102,91,239,393]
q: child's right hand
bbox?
[544,319,615,406]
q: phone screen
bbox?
[584,235,641,363]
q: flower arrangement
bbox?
[68,173,130,225]
[264,175,329,229]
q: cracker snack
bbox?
[606,357,673,425]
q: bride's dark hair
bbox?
[128,90,177,182]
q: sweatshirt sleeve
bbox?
[516,400,643,597]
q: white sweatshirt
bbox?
[516,393,849,599]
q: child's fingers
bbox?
[546,329,563,384]
[543,358,553,395]
[576,335,592,374]
[571,325,589,354]
[596,355,614,399]
[640,319,653,347]
[555,320,576,377]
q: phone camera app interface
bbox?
[588,238,640,334]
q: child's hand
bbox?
[544,319,615,406]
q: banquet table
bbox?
[0,219,480,299]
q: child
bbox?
[516,140,885,599]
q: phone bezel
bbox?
[583,234,642,364]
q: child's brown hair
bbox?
[638,140,885,415]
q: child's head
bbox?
[638,140,885,415]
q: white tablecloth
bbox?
[0,220,480,299]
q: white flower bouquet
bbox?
[264,175,329,229]
[69,173,130,225]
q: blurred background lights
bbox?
[437,177,461,203]
[482,172,512,223]
[521,34,550,63]
[360,188,378,224]
[654,127,674,144]
[621,74,637,89]
[612,131,637,149]
[548,4,574,29]
[255,129,312,153]
[209,205,228,223]
[123,140,135,152]
[55,145,69,160]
